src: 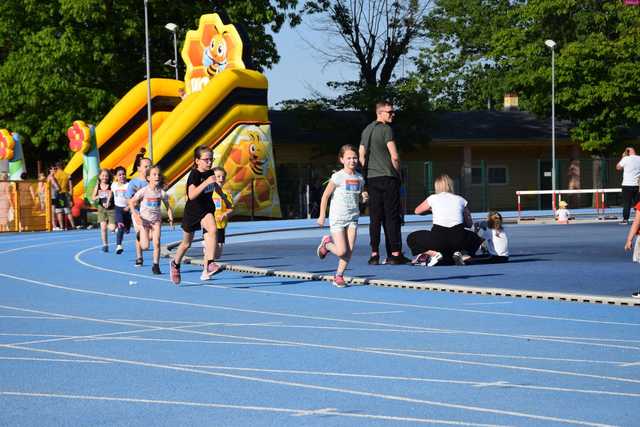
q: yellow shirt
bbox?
[54,170,70,194]
[213,189,234,229]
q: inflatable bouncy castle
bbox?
[64,12,281,218]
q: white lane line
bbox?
[0,345,617,427]
[74,244,640,327]
[0,391,510,426]
[0,237,96,254]
[619,361,640,367]
[0,315,68,320]
[363,347,629,365]
[75,337,298,347]
[0,356,109,364]
[4,270,637,353]
[175,364,640,398]
[352,311,405,315]
[108,319,282,328]
[2,304,639,387]
[464,302,513,306]
[0,333,73,338]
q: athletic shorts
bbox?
[97,206,115,224]
[329,219,358,233]
[54,193,71,214]
[114,206,132,231]
[216,228,226,244]
[182,211,214,234]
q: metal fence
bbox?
[0,180,51,232]
[276,157,625,219]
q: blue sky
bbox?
[264,24,358,109]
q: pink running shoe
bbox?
[316,235,332,259]
[170,261,181,285]
[332,275,347,288]
[202,261,223,280]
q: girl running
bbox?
[111,166,131,254]
[129,166,174,275]
[171,146,223,284]
[91,169,116,252]
[316,144,367,287]
[212,167,234,260]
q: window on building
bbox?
[488,166,508,184]
[471,167,483,185]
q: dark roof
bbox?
[267,109,589,143]
[428,111,571,140]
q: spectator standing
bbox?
[616,147,640,225]
[358,100,409,265]
[53,161,76,229]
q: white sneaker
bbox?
[116,245,123,255]
[427,252,443,267]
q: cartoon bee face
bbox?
[203,33,229,77]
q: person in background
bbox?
[53,161,77,229]
[359,100,410,265]
[555,200,570,224]
[47,165,61,230]
[407,174,482,267]
[616,146,640,225]
[211,167,234,260]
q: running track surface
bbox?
[1,220,639,426]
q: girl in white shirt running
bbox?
[316,145,367,287]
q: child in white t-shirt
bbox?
[555,200,570,224]
[316,144,367,287]
[463,211,509,265]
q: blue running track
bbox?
[1,219,639,426]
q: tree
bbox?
[298,0,432,111]
[0,0,300,159]
[417,0,640,153]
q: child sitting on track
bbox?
[129,166,174,275]
[211,167,234,260]
[316,144,367,287]
[460,211,509,265]
[91,169,116,252]
[555,200,570,224]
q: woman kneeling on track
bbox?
[407,174,482,267]
[170,145,225,285]
[129,166,174,275]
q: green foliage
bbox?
[418,0,640,153]
[0,0,300,158]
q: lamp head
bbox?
[544,39,556,49]
[165,23,178,32]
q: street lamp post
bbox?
[545,39,556,211]
[144,0,153,163]
[165,23,179,80]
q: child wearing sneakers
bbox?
[555,201,570,224]
[129,166,174,275]
[461,211,509,265]
[316,144,367,287]
[126,157,151,266]
[111,166,131,254]
[171,146,224,284]
[211,167,234,260]
[91,169,116,252]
